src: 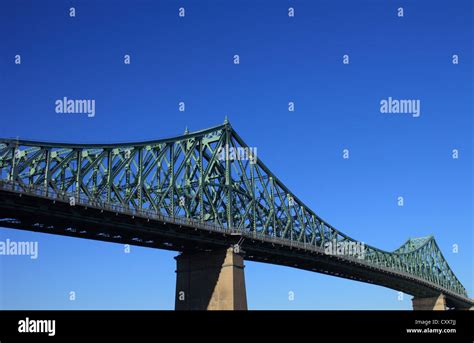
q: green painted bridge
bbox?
[0,120,472,310]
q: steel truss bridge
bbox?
[0,120,472,309]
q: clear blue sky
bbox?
[0,0,472,309]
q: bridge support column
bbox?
[412,294,446,310]
[175,247,247,310]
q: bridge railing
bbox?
[0,180,241,236]
[0,179,469,301]
[0,180,349,253]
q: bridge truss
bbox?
[0,120,469,303]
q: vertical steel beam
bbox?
[75,149,81,199]
[225,127,232,229]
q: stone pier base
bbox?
[175,247,247,310]
[412,294,446,310]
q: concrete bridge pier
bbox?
[412,294,446,310]
[175,247,247,310]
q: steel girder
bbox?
[0,121,468,298]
